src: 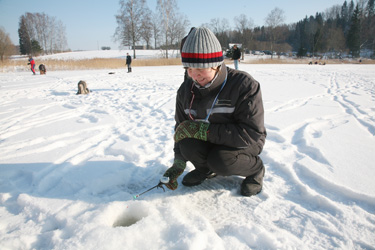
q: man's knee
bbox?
[207,147,259,177]
[179,139,212,162]
[179,139,202,154]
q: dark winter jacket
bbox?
[174,63,266,160]
[232,47,241,60]
[126,55,132,65]
[39,64,46,71]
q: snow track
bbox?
[0,64,374,249]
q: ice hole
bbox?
[113,214,143,227]
[113,206,148,228]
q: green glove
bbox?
[174,120,210,143]
[163,159,186,190]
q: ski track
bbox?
[1,65,375,249]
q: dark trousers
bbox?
[179,139,264,177]
[127,64,131,72]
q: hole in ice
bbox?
[113,215,143,227]
[113,207,148,228]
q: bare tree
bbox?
[140,8,153,49]
[234,14,254,33]
[24,13,36,42]
[208,18,230,49]
[114,0,149,58]
[169,13,190,57]
[55,20,68,52]
[151,12,161,49]
[157,0,175,58]
[157,0,189,58]
[0,27,15,61]
[35,13,67,54]
[33,13,48,52]
[234,14,254,58]
[208,18,230,34]
[45,15,57,54]
[265,7,286,59]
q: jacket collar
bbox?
[194,63,227,96]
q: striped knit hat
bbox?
[181,27,224,68]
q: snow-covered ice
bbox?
[0,54,375,249]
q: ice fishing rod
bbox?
[133,177,170,199]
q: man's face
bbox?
[187,67,217,87]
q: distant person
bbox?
[232,45,241,70]
[126,53,132,73]
[39,64,46,75]
[28,56,36,75]
[162,27,266,197]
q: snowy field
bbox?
[1,54,375,249]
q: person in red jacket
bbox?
[28,56,36,75]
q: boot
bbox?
[182,169,216,186]
[241,164,265,196]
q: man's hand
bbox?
[174,120,209,143]
[162,159,186,190]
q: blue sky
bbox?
[0,0,346,51]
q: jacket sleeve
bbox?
[207,78,266,151]
[173,85,189,161]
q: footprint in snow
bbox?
[77,114,99,123]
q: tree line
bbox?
[18,12,68,56]
[210,0,374,58]
[288,0,375,58]
[115,0,374,59]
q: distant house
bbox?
[132,45,147,50]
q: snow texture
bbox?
[1,51,375,250]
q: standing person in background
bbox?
[232,45,241,70]
[162,27,266,197]
[126,53,132,73]
[28,56,36,75]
